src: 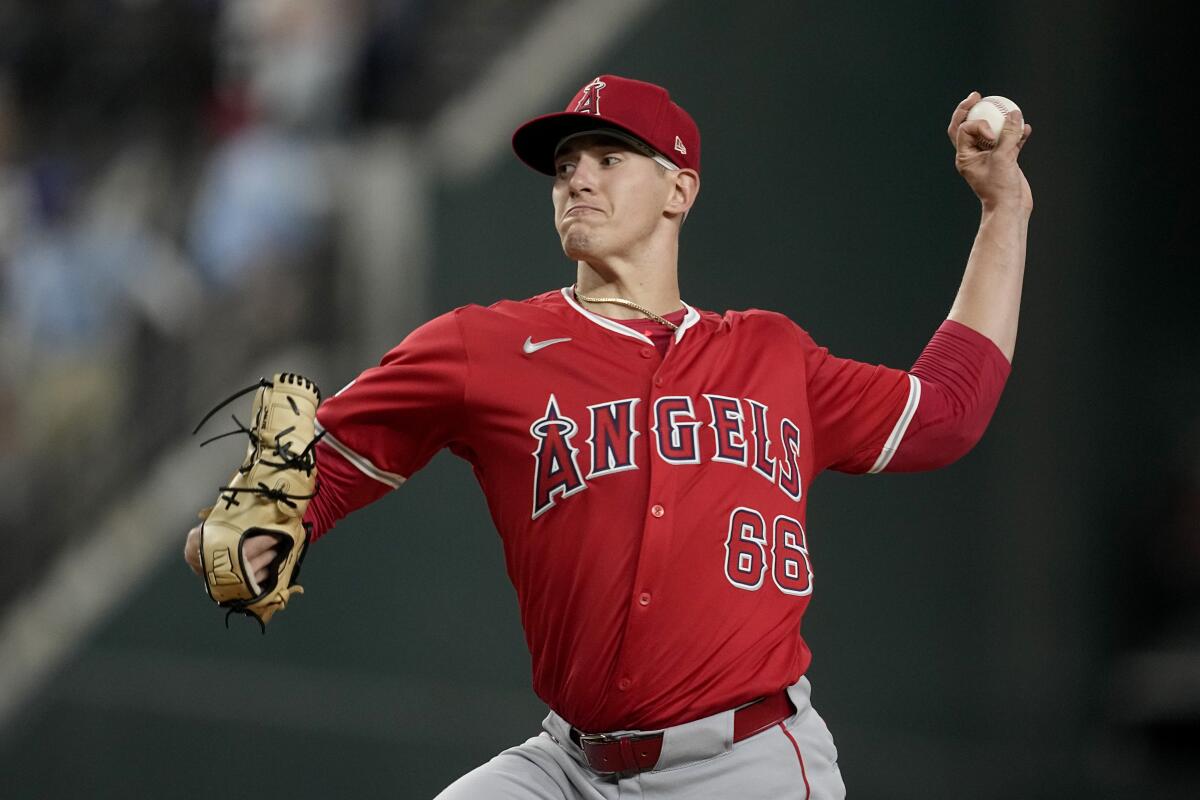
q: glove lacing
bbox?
[192,378,325,511]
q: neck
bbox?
[573,255,682,321]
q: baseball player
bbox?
[185,75,1032,798]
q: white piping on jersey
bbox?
[673,303,701,342]
[867,373,922,474]
[560,286,701,344]
[315,422,408,488]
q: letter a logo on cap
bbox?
[674,136,687,155]
[574,77,606,116]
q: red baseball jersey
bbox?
[313,288,930,733]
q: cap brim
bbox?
[512,112,656,176]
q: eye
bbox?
[600,154,622,166]
[555,160,576,178]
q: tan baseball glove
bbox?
[193,372,322,631]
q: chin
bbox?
[561,230,597,260]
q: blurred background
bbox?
[0,0,1195,797]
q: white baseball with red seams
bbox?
[966,95,1022,143]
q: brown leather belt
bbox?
[568,690,795,774]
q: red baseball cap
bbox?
[512,75,700,175]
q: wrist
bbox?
[980,196,1033,220]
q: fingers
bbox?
[947,91,981,144]
[248,549,278,585]
[948,93,1031,156]
[1016,122,1033,150]
[243,534,281,586]
[955,117,996,151]
[994,109,1027,156]
[184,525,203,576]
[242,534,278,559]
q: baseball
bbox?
[965,95,1021,145]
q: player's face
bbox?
[551,135,676,263]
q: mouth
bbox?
[563,205,601,219]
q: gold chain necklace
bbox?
[572,285,681,331]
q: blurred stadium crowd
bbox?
[0,0,443,607]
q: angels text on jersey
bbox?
[530,392,803,519]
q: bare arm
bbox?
[944,91,1034,362]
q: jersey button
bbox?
[618,677,632,691]
[653,376,664,387]
[638,592,652,606]
[650,504,665,518]
[640,347,654,358]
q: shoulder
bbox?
[706,307,812,341]
[405,289,565,333]
[717,307,792,326]
[693,307,831,360]
[442,288,569,327]
[389,290,572,360]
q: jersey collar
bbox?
[560,287,701,345]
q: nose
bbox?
[567,156,597,194]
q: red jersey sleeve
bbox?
[883,319,1011,472]
[311,309,468,510]
[800,319,1011,477]
[799,325,918,475]
[304,440,392,541]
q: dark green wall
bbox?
[2,2,1194,799]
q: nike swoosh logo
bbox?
[523,336,572,354]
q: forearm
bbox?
[946,201,1031,363]
[303,440,394,540]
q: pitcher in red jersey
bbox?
[185,74,1033,799]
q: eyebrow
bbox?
[554,137,636,161]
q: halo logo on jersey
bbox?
[530,394,587,518]
[574,77,606,116]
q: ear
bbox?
[664,169,700,218]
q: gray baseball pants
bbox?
[435,676,845,799]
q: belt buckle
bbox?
[577,730,660,774]
[578,731,620,747]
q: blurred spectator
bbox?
[2,141,203,462]
[2,153,128,454]
[188,0,368,303]
[234,0,368,133]
[187,126,331,288]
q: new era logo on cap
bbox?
[512,74,701,176]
